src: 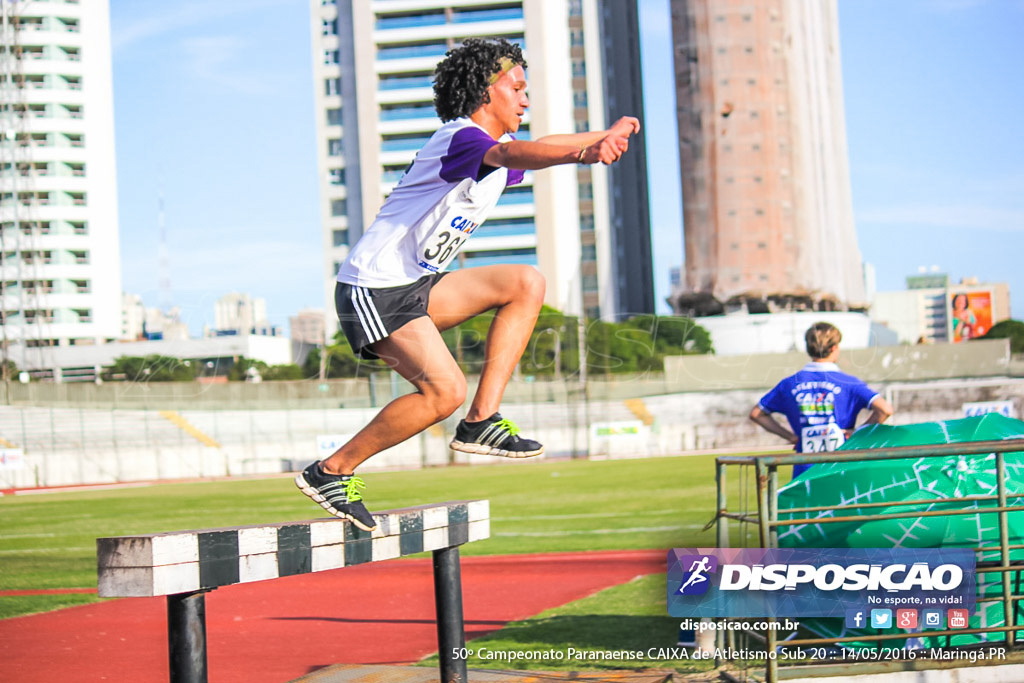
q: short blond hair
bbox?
[805,322,841,360]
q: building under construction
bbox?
[668,0,866,318]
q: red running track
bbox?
[0,550,665,683]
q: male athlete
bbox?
[296,38,640,530]
[749,322,894,477]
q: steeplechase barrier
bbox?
[97,500,490,683]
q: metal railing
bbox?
[715,438,1024,681]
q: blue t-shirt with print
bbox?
[758,362,879,477]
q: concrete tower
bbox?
[669,0,864,314]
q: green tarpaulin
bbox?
[776,413,1024,648]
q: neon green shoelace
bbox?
[494,418,520,437]
[344,476,367,503]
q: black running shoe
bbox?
[294,462,377,531]
[450,413,544,458]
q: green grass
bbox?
[420,574,720,674]
[0,454,760,621]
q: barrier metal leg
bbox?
[167,590,209,683]
[433,546,468,683]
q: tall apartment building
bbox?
[0,0,121,373]
[669,0,865,314]
[309,0,653,323]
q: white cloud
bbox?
[111,0,295,51]
[181,35,273,96]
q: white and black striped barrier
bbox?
[97,500,490,683]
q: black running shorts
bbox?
[335,273,448,360]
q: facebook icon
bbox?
[845,609,866,629]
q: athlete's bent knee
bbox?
[425,375,466,421]
[514,265,546,304]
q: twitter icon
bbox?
[871,609,893,629]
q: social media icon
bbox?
[922,609,944,628]
[870,609,892,629]
[896,609,918,629]
[845,609,866,629]
[948,609,969,628]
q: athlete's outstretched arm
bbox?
[534,116,640,147]
[483,116,640,170]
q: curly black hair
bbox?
[433,38,527,122]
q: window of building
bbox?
[497,186,533,205]
[332,229,348,247]
[569,0,583,17]
[451,6,525,24]
[70,221,87,235]
[329,168,345,185]
[582,274,598,292]
[325,78,341,96]
[481,218,534,238]
[379,102,436,121]
[327,108,342,125]
[381,133,431,151]
[581,243,597,261]
[570,29,584,47]
[322,18,337,35]
[573,91,588,109]
[378,73,433,91]
[328,138,342,156]
[71,279,89,293]
[331,199,347,216]
[578,181,593,200]
[378,42,447,61]
[572,60,586,78]
[323,49,339,65]
[375,10,445,30]
[580,214,595,232]
[70,250,88,264]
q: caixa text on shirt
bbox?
[666,548,976,618]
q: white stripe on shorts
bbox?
[351,287,385,343]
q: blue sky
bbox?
[110,0,1024,334]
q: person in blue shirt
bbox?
[749,322,894,477]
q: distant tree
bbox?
[102,355,196,382]
[980,319,1024,354]
[261,364,305,381]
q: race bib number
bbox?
[413,172,507,274]
[801,423,845,453]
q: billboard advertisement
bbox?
[950,290,993,343]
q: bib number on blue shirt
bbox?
[800,423,845,453]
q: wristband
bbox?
[576,145,587,164]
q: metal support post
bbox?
[433,546,468,683]
[167,590,209,683]
[996,451,1016,647]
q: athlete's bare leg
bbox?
[319,264,543,474]
[426,264,545,421]
[319,316,466,475]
